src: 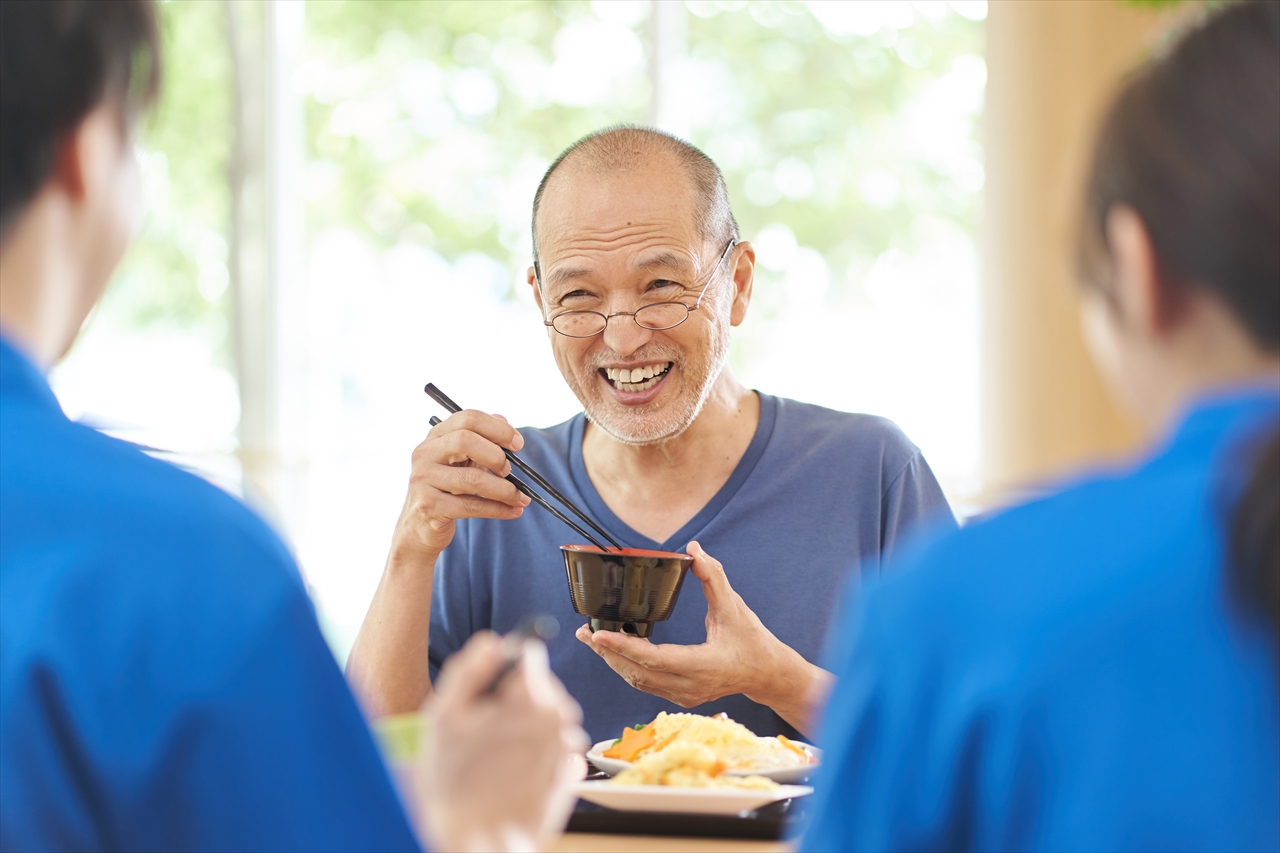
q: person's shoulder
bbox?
[4,413,297,587]
[764,394,921,474]
[513,412,581,466]
[864,459,1200,651]
[1,414,315,697]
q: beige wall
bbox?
[981,0,1191,504]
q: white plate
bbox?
[575,780,814,815]
[587,739,822,785]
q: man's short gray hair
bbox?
[531,125,740,279]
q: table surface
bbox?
[550,833,789,852]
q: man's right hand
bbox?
[389,409,531,563]
[346,410,531,717]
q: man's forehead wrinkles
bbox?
[549,255,689,285]
[545,266,592,287]
[544,247,692,289]
[633,251,692,273]
[543,225,694,272]
[541,216,692,245]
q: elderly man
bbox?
[348,126,955,742]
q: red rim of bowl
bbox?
[561,544,692,560]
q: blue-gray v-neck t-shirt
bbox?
[428,393,955,742]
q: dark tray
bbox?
[566,795,809,839]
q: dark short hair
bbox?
[0,0,161,242]
[530,125,740,280]
[1079,1,1279,348]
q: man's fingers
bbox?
[587,641,688,699]
[687,540,734,611]
[429,493,526,524]
[428,408,524,452]
[429,428,512,477]
[576,625,697,677]
[587,629,696,673]
[432,464,529,508]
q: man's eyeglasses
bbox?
[541,240,737,339]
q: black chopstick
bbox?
[484,614,560,695]
[424,383,623,550]
[428,415,611,551]
[424,383,602,528]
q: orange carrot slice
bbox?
[778,734,810,759]
[602,724,656,761]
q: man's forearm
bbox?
[346,549,439,717]
[746,646,834,739]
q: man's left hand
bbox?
[574,541,832,736]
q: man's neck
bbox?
[581,370,761,544]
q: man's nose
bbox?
[601,314,654,356]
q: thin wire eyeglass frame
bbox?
[540,240,738,338]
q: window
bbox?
[52,0,986,661]
[52,0,239,494]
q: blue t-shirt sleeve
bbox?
[158,582,422,852]
[1,527,422,852]
[880,451,957,565]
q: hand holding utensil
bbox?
[421,628,587,853]
[386,407,531,569]
[425,383,622,551]
[421,384,698,644]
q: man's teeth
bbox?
[604,363,672,392]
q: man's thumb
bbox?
[688,541,732,610]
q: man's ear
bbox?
[51,125,92,201]
[1105,204,1184,337]
[53,105,125,203]
[728,242,755,327]
[527,265,544,313]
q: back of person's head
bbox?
[1080,1,1280,643]
[0,0,160,244]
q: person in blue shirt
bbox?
[802,3,1280,851]
[347,126,957,745]
[0,3,586,850]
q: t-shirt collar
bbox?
[1163,380,1280,457]
[568,392,778,553]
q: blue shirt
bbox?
[430,393,955,743]
[802,388,1280,852]
[0,337,419,852]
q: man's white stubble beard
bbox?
[579,319,731,448]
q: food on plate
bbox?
[601,711,816,789]
[604,723,659,762]
[615,743,778,790]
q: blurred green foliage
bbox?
[304,0,982,305]
[87,0,234,363]
[685,3,982,308]
[88,1,982,362]
[304,0,647,266]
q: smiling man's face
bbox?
[530,160,737,446]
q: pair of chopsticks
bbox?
[424,383,622,553]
